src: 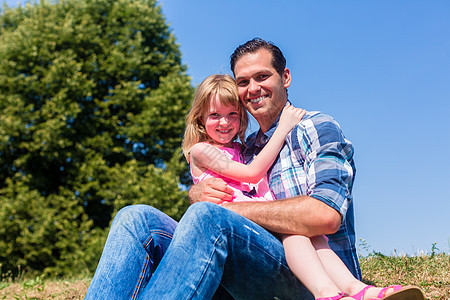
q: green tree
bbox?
[0,0,193,276]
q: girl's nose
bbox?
[219,117,229,124]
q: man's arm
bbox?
[220,196,342,237]
[187,180,339,237]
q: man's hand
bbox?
[188,177,234,205]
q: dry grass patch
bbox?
[0,277,89,300]
[360,253,449,299]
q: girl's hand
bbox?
[278,103,306,133]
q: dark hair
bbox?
[230,38,286,76]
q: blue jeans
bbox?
[85,202,313,299]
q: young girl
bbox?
[182,74,423,300]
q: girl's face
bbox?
[203,94,240,148]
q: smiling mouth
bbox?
[250,95,266,104]
[217,129,232,134]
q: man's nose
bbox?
[248,79,259,94]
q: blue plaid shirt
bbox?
[242,108,361,279]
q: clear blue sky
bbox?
[4,0,450,256]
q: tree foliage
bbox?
[0,0,193,276]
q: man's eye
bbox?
[237,80,248,87]
[257,74,268,81]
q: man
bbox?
[85,38,359,299]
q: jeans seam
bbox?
[131,251,150,300]
[143,230,173,248]
[131,230,175,299]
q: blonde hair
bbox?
[182,74,248,161]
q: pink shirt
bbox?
[190,142,274,203]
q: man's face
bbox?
[233,49,291,131]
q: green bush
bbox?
[0,0,193,276]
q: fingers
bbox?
[282,105,306,121]
[202,191,233,204]
[283,104,303,113]
[296,108,306,118]
[196,177,234,204]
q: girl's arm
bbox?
[191,104,306,183]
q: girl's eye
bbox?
[228,112,240,120]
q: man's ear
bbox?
[283,68,291,88]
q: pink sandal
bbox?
[376,285,424,300]
[317,292,349,300]
[350,285,424,300]
[350,285,375,300]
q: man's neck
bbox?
[257,114,278,133]
[256,102,288,133]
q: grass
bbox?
[360,252,449,299]
[0,277,90,299]
[0,251,448,299]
